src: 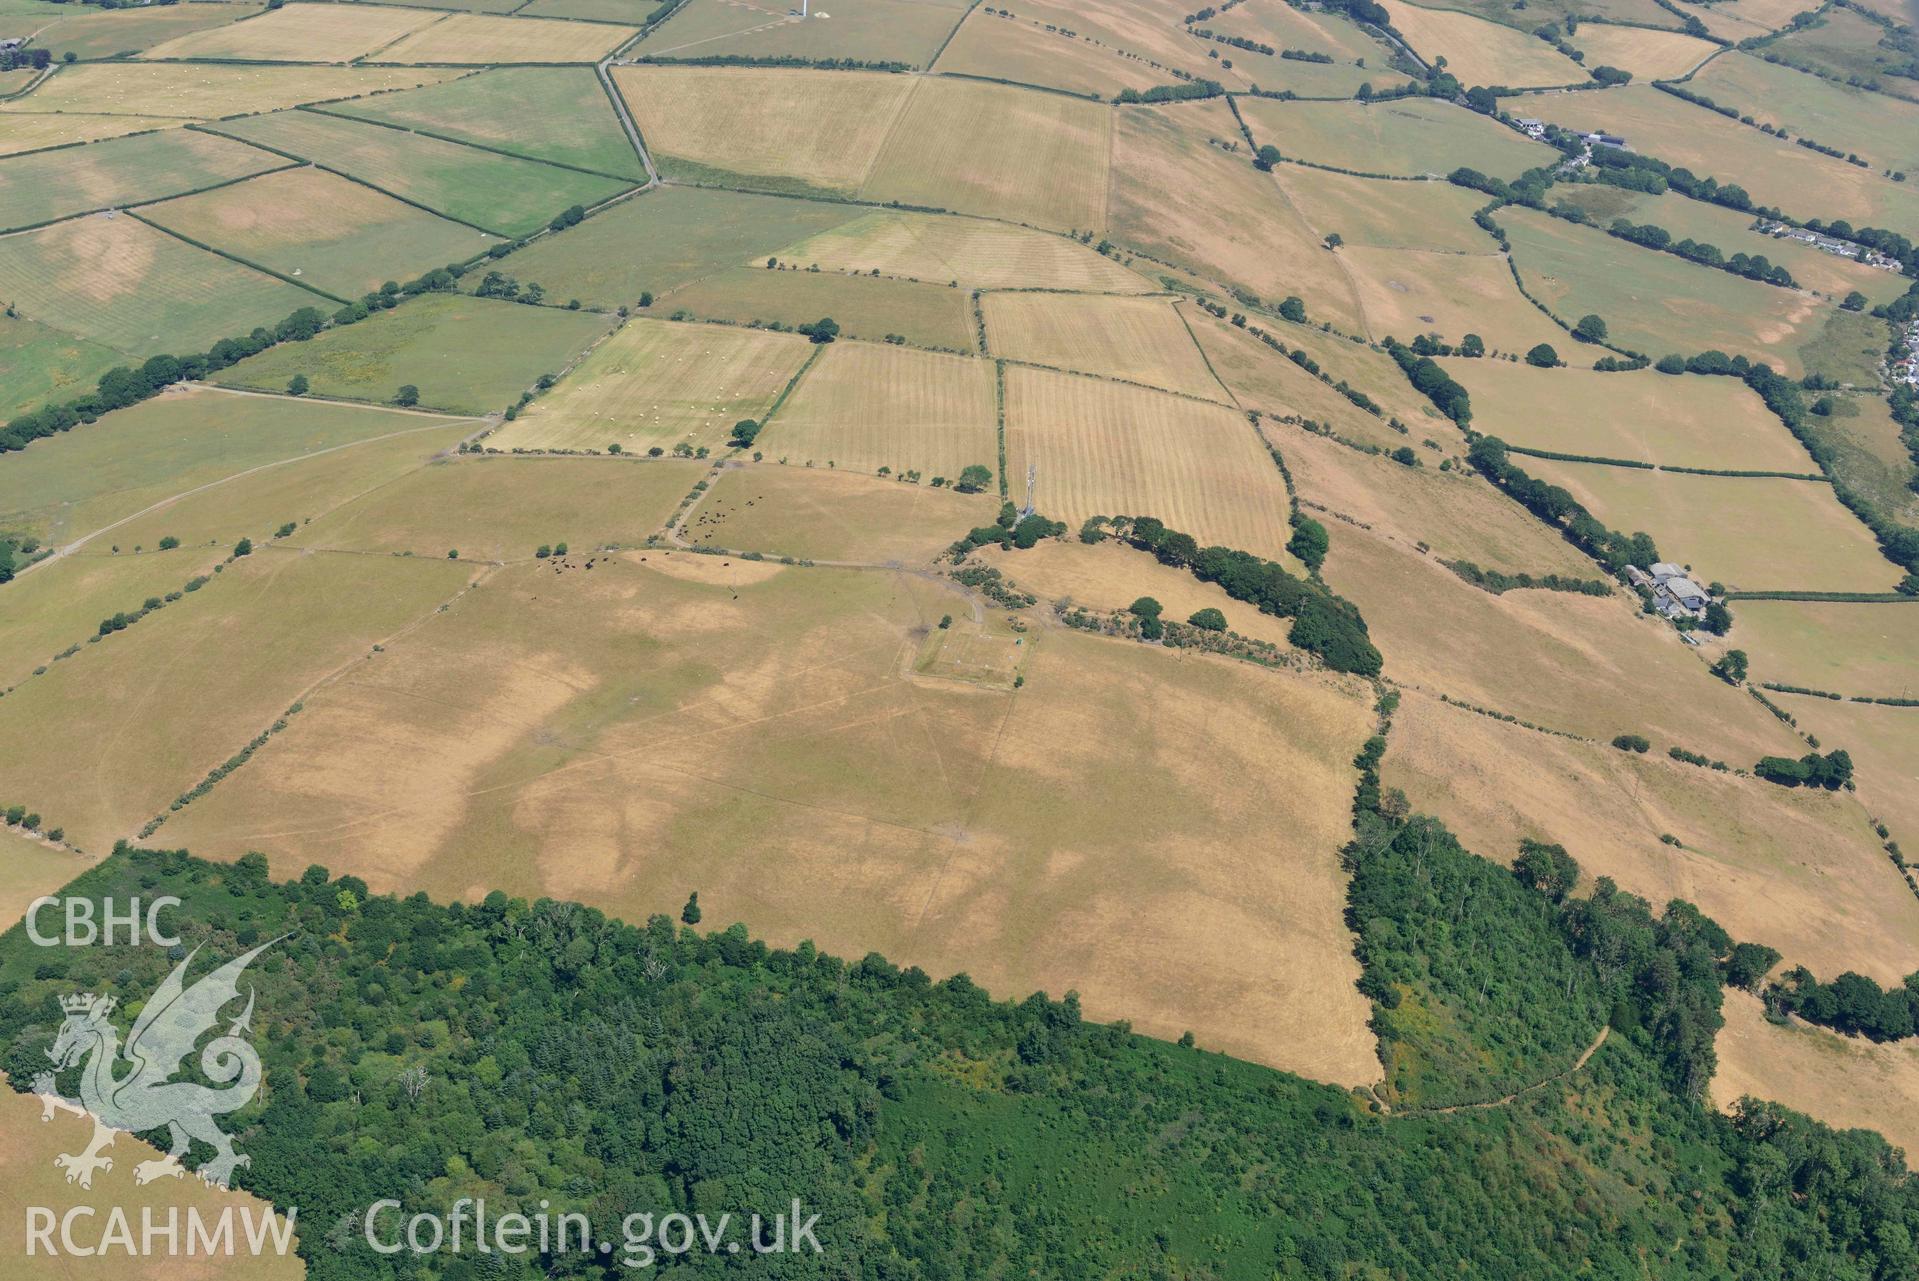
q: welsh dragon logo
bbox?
[33,940,276,1191]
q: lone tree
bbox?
[1253,144,1283,172]
[1573,313,1608,343]
[681,892,702,925]
[286,374,309,396]
[802,317,840,344]
[1187,607,1227,631]
[1459,333,1485,357]
[1525,342,1560,368]
[395,384,420,407]
[1287,516,1329,571]
[954,463,994,494]
[1711,648,1747,684]
[730,419,761,448]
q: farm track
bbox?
[1376,1026,1611,1117]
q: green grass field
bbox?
[1237,96,1558,179]
[0,314,122,423]
[1766,7,1919,102]
[1500,206,1831,376]
[29,2,262,60]
[216,293,610,414]
[0,385,470,545]
[1691,52,1919,179]
[0,128,285,233]
[668,266,976,352]
[487,186,859,309]
[0,213,323,358]
[207,110,635,238]
[324,68,644,181]
[139,166,493,301]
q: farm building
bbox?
[1629,562,1711,621]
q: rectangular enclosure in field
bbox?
[860,76,1112,232]
[982,293,1226,401]
[613,65,914,195]
[139,166,493,299]
[761,341,998,480]
[139,2,443,62]
[367,12,636,63]
[768,210,1151,293]
[490,318,812,453]
[1004,365,1298,563]
[0,213,321,358]
[208,109,634,237]
[0,127,285,232]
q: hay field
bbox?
[1004,365,1301,565]
[1212,0,1405,64]
[0,1082,303,1281]
[0,545,225,688]
[1276,420,1593,575]
[1340,243,1562,351]
[1185,313,1423,453]
[1,62,460,119]
[0,127,284,232]
[1778,697,1919,850]
[1522,460,1899,592]
[293,456,699,561]
[0,547,474,852]
[1522,86,1919,241]
[683,465,998,563]
[761,341,998,479]
[158,557,1381,1083]
[495,186,857,308]
[1728,600,1919,695]
[1690,52,1919,179]
[0,214,321,357]
[1109,99,1364,333]
[769,209,1152,293]
[983,294,1225,400]
[670,266,977,352]
[1378,0,1586,85]
[369,12,636,63]
[209,108,633,237]
[932,7,1171,97]
[30,1,262,59]
[1274,168,1492,253]
[993,0,1223,81]
[1383,689,1919,984]
[1271,318,1441,425]
[327,66,645,179]
[491,317,811,453]
[141,166,491,298]
[1715,993,1919,1162]
[0,385,470,545]
[0,829,89,927]
[978,537,1302,651]
[0,313,121,422]
[0,112,181,156]
[1237,96,1557,178]
[218,293,609,414]
[635,0,970,67]
[140,2,442,62]
[1568,23,1718,78]
[860,76,1112,233]
[102,418,475,554]
[1446,361,1814,470]
[1323,525,1802,761]
[1500,207,1826,375]
[1217,46,1389,99]
[613,65,914,195]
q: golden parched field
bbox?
[1522,459,1900,592]
[368,12,637,64]
[1237,96,1557,180]
[489,317,812,453]
[683,464,999,564]
[1274,168,1492,254]
[982,293,1227,401]
[613,65,915,194]
[762,341,998,480]
[0,114,181,157]
[1185,311,1423,453]
[931,6,1176,99]
[157,553,1382,1084]
[1383,690,1919,985]
[1004,364,1302,567]
[1339,243,1563,352]
[1722,600,1919,696]
[1715,992,1919,1162]
[0,63,461,119]
[140,2,443,63]
[1377,0,1586,86]
[768,209,1152,293]
[1775,695,1919,860]
[1446,360,1816,471]
[1567,24,1719,79]
[859,76,1113,233]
